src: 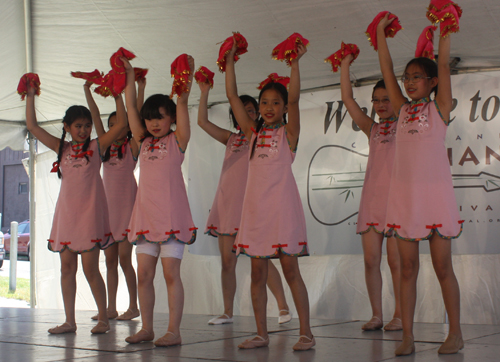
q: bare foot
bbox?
[116,308,140,320]
[125,329,155,344]
[91,321,110,334]
[48,322,77,334]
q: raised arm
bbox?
[198,81,232,145]
[83,81,105,138]
[136,77,146,111]
[376,13,407,115]
[123,57,147,144]
[25,86,60,153]
[435,35,452,121]
[175,55,195,152]
[285,43,307,150]
[225,42,254,141]
[340,55,374,138]
[97,94,128,151]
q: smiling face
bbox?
[144,107,174,138]
[403,63,438,101]
[259,88,287,125]
[64,118,92,143]
[244,102,259,123]
[372,88,395,119]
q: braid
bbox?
[249,117,265,159]
[81,137,91,164]
[56,128,66,179]
[102,146,111,162]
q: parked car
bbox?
[0,230,4,268]
[4,220,30,260]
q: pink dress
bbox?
[385,98,463,240]
[103,140,137,242]
[356,117,397,235]
[205,133,249,237]
[234,124,308,258]
[48,139,114,253]
[127,133,197,245]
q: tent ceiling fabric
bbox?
[1,0,499,150]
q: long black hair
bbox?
[56,105,92,179]
[102,111,133,162]
[405,57,438,97]
[139,94,176,140]
[229,95,258,129]
[249,82,288,159]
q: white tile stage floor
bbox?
[0,308,498,362]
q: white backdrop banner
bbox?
[188,71,500,256]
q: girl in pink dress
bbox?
[197,82,291,326]
[339,55,402,332]
[84,80,142,321]
[225,41,314,351]
[25,80,128,335]
[377,13,463,355]
[121,56,196,347]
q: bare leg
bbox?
[361,230,384,329]
[279,254,312,338]
[267,261,289,313]
[429,233,462,338]
[251,258,269,339]
[117,240,139,317]
[217,235,237,319]
[126,252,157,343]
[104,243,119,317]
[386,236,402,320]
[81,248,110,333]
[49,249,78,333]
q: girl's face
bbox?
[372,88,395,119]
[403,64,438,101]
[244,102,259,123]
[145,107,174,138]
[64,118,92,143]
[259,89,287,125]
[108,115,130,140]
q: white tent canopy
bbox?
[1,0,500,149]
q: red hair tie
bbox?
[366,11,402,51]
[216,32,248,73]
[17,73,41,100]
[325,42,360,73]
[50,161,60,173]
[272,32,309,66]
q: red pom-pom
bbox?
[194,66,215,88]
[257,73,290,90]
[94,70,119,98]
[17,73,41,101]
[325,42,360,73]
[415,25,437,59]
[426,0,462,37]
[272,33,310,67]
[170,54,192,98]
[216,32,248,73]
[134,67,148,81]
[70,69,104,84]
[110,47,136,73]
[365,11,403,50]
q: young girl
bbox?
[83,81,141,321]
[339,55,402,331]
[377,13,463,355]
[25,81,128,334]
[122,56,196,347]
[225,42,314,351]
[197,83,291,325]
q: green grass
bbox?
[0,276,30,302]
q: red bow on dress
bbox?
[426,0,462,38]
[70,69,103,84]
[365,11,402,51]
[257,73,290,90]
[194,66,215,88]
[17,73,41,100]
[325,42,360,73]
[272,33,309,66]
[71,150,94,158]
[415,25,438,59]
[50,161,60,173]
[170,54,192,98]
[216,32,248,73]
